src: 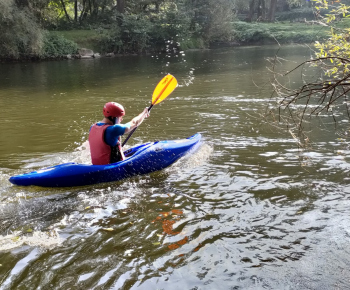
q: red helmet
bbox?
[103,102,125,118]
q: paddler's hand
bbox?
[143,108,150,118]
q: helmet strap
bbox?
[107,116,117,124]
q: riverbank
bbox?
[0,21,332,62]
[50,21,331,54]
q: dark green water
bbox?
[1,45,350,289]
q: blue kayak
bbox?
[9,134,201,187]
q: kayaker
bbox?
[89,102,149,165]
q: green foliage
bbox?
[275,8,316,21]
[98,2,195,54]
[184,0,235,44]
[41,32,78,58]
[269,0,350,142]
[232,0,249,13]
[121,14,153,53]
[98,15,154,54]
[286,0,306,8]
[232,21,328,43]
[51,30,102,52]
[312,0,350,76]
[2,0,342,60]
[232,22,272,43]
[205,0,236,42]
[0,0,43,59]
[149,2,193,50]
[179,38,206,50]
[98,24,123,53]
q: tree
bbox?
[0,0,44,59]
[246,0,256,22]
[60,0,71,21]
[117,0,125,13]
[268,0,350,145]
[257,0,266,20]
[244,0,311,22]
[267,0,277,22]
[233,0,249,14]
[245,0,267,22]
[74,0,77,21]
[183,0,235,42]
[205,0,235,42]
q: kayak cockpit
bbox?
[123,142,153,158]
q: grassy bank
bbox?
[232,21,330,45]
[49,30,102,52]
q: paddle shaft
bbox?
[121,74,176,147]
[122,104,154,147]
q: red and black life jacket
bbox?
[88,124,124,165]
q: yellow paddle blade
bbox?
[152,74,178,105]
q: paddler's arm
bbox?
[124,108,149,134]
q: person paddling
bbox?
[88,102,149,165]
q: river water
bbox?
[1,45,350,289]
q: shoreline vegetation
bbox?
[0,21,332,63]
[0,1,346,62]
[57,21,331,56]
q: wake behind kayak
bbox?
[9,134,201,187]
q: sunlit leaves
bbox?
[268,0,350,146]
[310,0,350,77]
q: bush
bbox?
[98,6,194,54]
[232,22,271,43]
[41,32,78,58]
[179,37,206,50]
[49,30,102,52]
[120,14,153,53]
[0,0,43,60]
[275,8,316,21]
[232,21,328,44]
[98,25,123,53]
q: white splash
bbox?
[0,230,61,252]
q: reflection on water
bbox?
[1,45,350,289]
[152,208,188,250]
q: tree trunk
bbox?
[257,0,262,19]
[60,0,71,21]
[267,0,277,22]
[246,0,255,22]
[101,0,106,14]
[117,0,125,13]
[80,0,88,21]
[74,0,78,22]
[92,0,99,19]
[261,0,266,20]
[15,0,30,7]
[88,0,93,15]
